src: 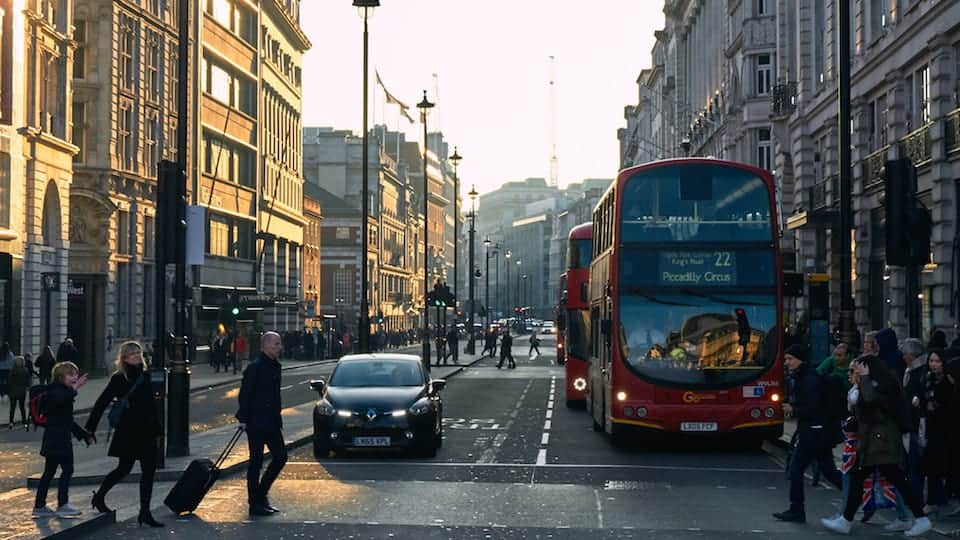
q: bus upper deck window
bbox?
[679,167,712,201]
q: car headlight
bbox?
[336,409,353,418]
[316,400,335,416]
[409,398,432,415]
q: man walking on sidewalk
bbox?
[236,332,288,517]
[773,344,842,523]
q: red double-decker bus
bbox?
[588,158,784,444]
[564,222,592,408]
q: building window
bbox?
[145,111,159,174]
[118,15,137,92]
[116,262,132,337]
[756,128,773,170]
[202,133,254,187]
[72,102,85,163]
[336,227,350,240]
[40,53,61,134]
[814,0,826,85]
[117,210,133,255]
[203,58,255,116]
[869,0,887,41]
[166,43,178,114]
[0,153,9,228]
[118,101,135,171]
[144,215,155,259]
[73,21,86,79]
[145,30,161,103]
[756,0,767,16]
[868,95,888,151]
[206,213,252,259]
[143,264,154,337]
[916,64,930,126]
[207,214,229,256]
[756,54,772,96]
[334,271,352,305]
[206,0,255,45]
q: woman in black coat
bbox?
[922,349,954,510]
[85,341,163,527]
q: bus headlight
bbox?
[616,391,627,402]
[770,393,780,403]
[573,377,587,391]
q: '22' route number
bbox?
[714,252,733,267]
[442,418,502,430]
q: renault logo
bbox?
[366,408,378,421]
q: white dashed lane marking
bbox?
[536,376,556,465]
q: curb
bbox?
[32,510,115,540]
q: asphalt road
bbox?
[87,333,919,539]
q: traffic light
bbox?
[884,158,932,266]
[157,160,187,266]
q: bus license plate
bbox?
[353,436,391,447]
[680,422,718,432]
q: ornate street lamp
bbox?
[450,147,461,311]
[504,249,511,321]
[417,90,434,369]
[354,0,379,352]
[483,237,498,330]
[465,185,478,354]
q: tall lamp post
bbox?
[465,185,478,354]
[504,250,511,322]
[417,90,434,368]
[522,274,528,321]
[354,0,378,353]
[483,237,498,330]
[450,148,461,314]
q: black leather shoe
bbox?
[260,498,280,513]
[249,504,274,517]
[772,508,806,523]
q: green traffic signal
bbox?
[231,306,240,316]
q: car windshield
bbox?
[329,360,424,387]
[617,293,778,389]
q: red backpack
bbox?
[29,384,50,427]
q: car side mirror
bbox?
[429,379,446,394]
[308,379,325,394]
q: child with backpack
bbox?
[32,361,95,519]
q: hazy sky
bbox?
[300,2,664,195]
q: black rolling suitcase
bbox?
[164,426,244,515]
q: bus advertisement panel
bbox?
[588,159,783,444]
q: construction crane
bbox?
[548,55,558,188]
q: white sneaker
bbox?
[883,519,912,532]
[31,506,55,519]
[55,504,82,518]
[821,515,853,534]
[904,517,932,537]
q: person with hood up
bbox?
[875,327,906,383]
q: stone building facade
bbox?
[622,0,960,341]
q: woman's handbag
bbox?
[108,374,146,429]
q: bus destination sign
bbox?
[659,251,737,286]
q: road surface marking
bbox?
[536,448,547,465]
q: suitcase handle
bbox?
[213,427,244,471]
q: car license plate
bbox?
[680,422,718,432]
[353,436,391,447]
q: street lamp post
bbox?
[483,237,497,330]
[450,148,461,317]
[466,185,478,354]
[417,90,434,370]
[354,0,378,353]
[522,274,528,321]
[515,259,522,329]
[505,250,511,321]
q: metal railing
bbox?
[810,175,838,211]
[771,81,798,117]
[946,108,960,155]
[898,122,933,165]
[861,145,889,190]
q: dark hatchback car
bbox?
[310,354,445,458]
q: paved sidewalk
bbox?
[0,355,361,429]
[2,349,482,539]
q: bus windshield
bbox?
[617,293,778,389]
[621,164,772,243]
[566,309,590,360]
[567,238,592,269]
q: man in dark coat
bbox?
[497,331,515,369]
[875,327,906,382]
[236,331,287,517]
[445,327,459,365]
[55,338,78,365]
[773,344,842,523]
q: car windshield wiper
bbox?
[621,288,697,307]
[676,288,772,307]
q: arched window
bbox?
[41,181,62,247]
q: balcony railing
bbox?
[898,122,933,165]
[862,145,889,190]
[810,175,838,211]
[946,108,960,155]
[771,81,798,117]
